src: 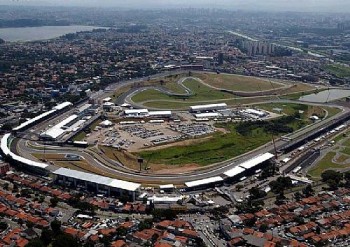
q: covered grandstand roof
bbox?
[13,110,56,131]
[124,109,149,115]
[239,153,275,170]
[189,103,227,112]
[53,168,141,192]
[185,176,223,188]
[159,184,175,189]
[148,111,172,116]
[1,134,11,156]
[53,102,73,110]
[13,101,72,131]
[223,166,246,178]
[1,134,48,169]
[40,115,78,140]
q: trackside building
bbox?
[185,176,224,191]
[189,103,227,113]
[53,168,141,201]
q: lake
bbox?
[0,25,104,42]
[299,89,350,103]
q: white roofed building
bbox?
[102,97,112,102]
[239,153,275,171]
[124,109,149,117]
[40,115,78,140]
[53,168,141,200]
[148,111,172,118]
[194,112,221,119]
[241,108,268,118]
[189,103,227,113]
[223,166,245,179]
[185,176,224,190]
[99,120,114,127]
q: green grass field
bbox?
[194,73,283,91]
[123,72,318,109]
[137,117,305,166]
[131,78,235,104]
[137,125,272,166]
[308,152,348,178]
[325,64,350,78]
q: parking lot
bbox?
[85,121,219,152]
[169,123,216,137]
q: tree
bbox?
[236,184,244,192]
[0,222,8,231]
[52,233,80,247]
[100,234,112,247]
[302,185,314,197]
[321,170,342,183]
[18,218,24,227]
[40,229,53,246]
[138,219,153,231]
[259,224,268,233]
[269,176,293,194]
[249,187,267,200]
[344,171,350,187]
[50,197,59,207]
[26,221,35,229]
[25,238,45,247]
[115,226,127,237]
[294,192,302,201]
[321,170,343,190]
[243,217,257,227]
[50,220,61,235]
[3,183,9,190]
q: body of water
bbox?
[0,25,104,42]
[299,89,350,103]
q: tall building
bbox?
[242,40,275,56]
[218,52,224,65]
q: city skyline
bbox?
[0,0,350,12]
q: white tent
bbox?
[99,120,114,127]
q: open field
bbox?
[119,72,318,109]
[137,128,271,166]
[257,103,340,121]
[334,154,349,163]
[131,78,234,103]
[136,117,306,166]
[325,64,350,78]
[309,130,350,178]
[194,72,284,91]
[31,153,66,160]
[308,152,349,178]
[99,145,200,173]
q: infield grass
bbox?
[308,152,348,178]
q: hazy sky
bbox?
[1,0,349,12]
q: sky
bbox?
[1,0,349,12]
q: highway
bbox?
[10,71,350,185]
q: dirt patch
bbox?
[153,164,200,174]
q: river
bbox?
[299,89,350,103]
[0,25,105,42]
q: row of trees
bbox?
[236,116,297,136]
[321,169,350,190]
